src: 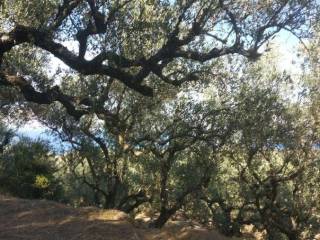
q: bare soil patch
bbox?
[0,194,244,240]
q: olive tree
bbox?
[0,0,318,119]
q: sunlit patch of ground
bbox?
[0,194,255,240]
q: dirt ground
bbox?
[0,194,248,240]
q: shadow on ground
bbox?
[0,195,242,240]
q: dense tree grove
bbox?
[0,1,319,239]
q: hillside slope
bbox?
[0,195,241,240]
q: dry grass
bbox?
[0,194,248,240]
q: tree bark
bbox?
[118,190,150,213]
[150,208,178,228]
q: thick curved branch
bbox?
[0,72,88,120]
[0,26,153,96]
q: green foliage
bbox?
[0,137,63,200]
[0,0,58,28]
